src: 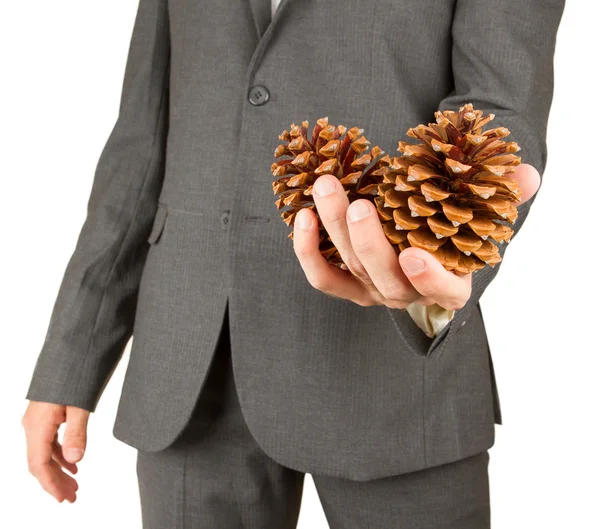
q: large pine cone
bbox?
[376,104,522,276]
[272,117,389,267]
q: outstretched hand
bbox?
[293,163,541,311]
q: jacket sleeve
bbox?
[435,0,564,332]
[25,0,171,412]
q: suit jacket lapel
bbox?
[247,0,292,40]
[247,0,273,39]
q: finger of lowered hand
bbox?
[26,422,71,502]
[54,463,78,501]
[52,438,78,475]
[38,460,78,503]
[346,199,420,308]
[293,207,374,305]
[62,406,89,464]
[399,247,472,311]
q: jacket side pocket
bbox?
[386,306,456,358]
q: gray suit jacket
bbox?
[26,0,564,480]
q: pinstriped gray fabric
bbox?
[136,314,306,529]
[26,0,565,481]
[137,309,490,529]
[113,202,229,447]
[313,452,490,529]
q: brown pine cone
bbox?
[272,117,388,267]
[376,104,522,276]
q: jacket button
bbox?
[220,210,231,230]
[248,85,270,106]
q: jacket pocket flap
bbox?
[147,203,168,244]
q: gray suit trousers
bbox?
[136,304,491,529]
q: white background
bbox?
[2,1,598,527]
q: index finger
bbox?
[293,207,375,306]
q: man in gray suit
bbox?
[22,0,564,527]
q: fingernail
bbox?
[64,448,84,462]
[348,201,370,222]
[314,177,336,197]
[295,211,312,230]
[401,256,426,276]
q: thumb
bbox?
[512,163,541,205]
[399,247,472,310]
[62,406,90,464]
